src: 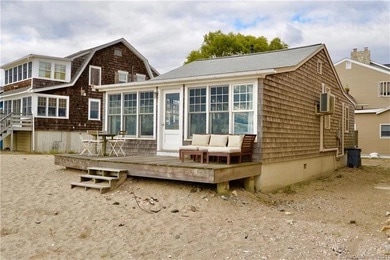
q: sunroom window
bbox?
[233,84,254,134]
[210,85,229,134]
[107,91,155,137]
[187,83,255,138]
[188,87,207,136]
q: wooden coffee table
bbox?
[180,150,206,163]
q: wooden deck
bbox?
[54,154,262,194]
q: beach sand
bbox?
[1,153,389,259]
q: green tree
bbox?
[185,30,288,64]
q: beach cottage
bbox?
[95,43,356,191]
[0,38,158,152]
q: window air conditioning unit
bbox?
[319,93,335,113]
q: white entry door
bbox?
[161,90,181,151]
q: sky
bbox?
[0,0,389,84]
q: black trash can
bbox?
[345,148,361,168]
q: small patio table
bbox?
[90,132,117,156]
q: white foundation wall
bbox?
[34,131,84,153]
[257,155,346,192]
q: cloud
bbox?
[0,0,389,81]
[283,24,303,45]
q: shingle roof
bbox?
[152,44,323,81]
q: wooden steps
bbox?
[71,167,128,193]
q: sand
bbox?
[1,153,389,259]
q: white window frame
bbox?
[35,94,69,119]
[378,81,390,97]
[135,73,146,82]
[380,124,390,138]
[184,81,257,139]
[38,61,52,79]
[88,98,101,121]
[106,90,156,138]
[345,61,352,70]
[36,60,69,82]
[118,70,128,83]
[89,66,101,86]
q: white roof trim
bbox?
[1,54,72,69]
[95,69,276,92]
[334,58,390,74]
[0,86,33,98]
[355,107,390,114]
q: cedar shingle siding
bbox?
[33,42,154,132]
[261,50,355,163]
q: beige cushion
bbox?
[208,147,241,153]
[179,145,198,151]
[228,135,244,148]
[198,146,209,152]
[191,134,210,146]
[209,135,228,147]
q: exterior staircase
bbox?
[71,167,128,193]
[1,113,33,144]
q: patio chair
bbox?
[79,132,103,156]
[108,130,127,156]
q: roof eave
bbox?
[95,69,276,92]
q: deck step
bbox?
[80,174,117,182]
[71,168,128,194]
[70,181,111,194]
[87,166,128,178]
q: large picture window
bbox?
[187,83,256,138]
[107,91,155,137]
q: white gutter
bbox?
[94,69,276,92]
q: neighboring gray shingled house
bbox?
[96,43,356,191]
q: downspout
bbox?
[32,112,35,151]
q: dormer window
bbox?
[54,64,66,80]
[39,61,51,78]
[4,61,32,84]
[38,61,68,81]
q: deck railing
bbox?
[0,113,33,141]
